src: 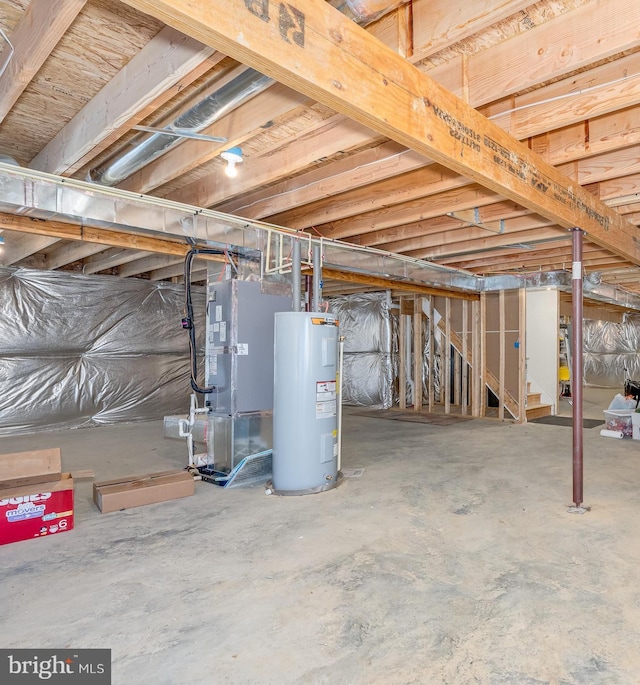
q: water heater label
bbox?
[215,305,223,322]
[316,380,336,401]
[237,343,249,355]
[316,380,337,418]
[219,321,227,342]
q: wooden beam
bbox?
[319,267,479,300]
[518,288,526,424]
[118,254,184,278]
[83,250,154,275]
[124,82,309,195]
[0,0,87,124]
[1,233,60,265]
[0,213,197,259]
[444,297,451,414]
[123,0,640,264]
[399,296,407,410]
[427,296,434,412]
[413,297,422,411]
[44,241,108,270]
[30,27,222,175]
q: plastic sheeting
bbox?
[329,292,393,408]
[584,317,640,388]
[0,267,204,435]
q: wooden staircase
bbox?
[525,383,552,420]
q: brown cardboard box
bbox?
[93,469,195,513]
[0,448,62,490]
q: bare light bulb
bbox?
[220,147,243,179]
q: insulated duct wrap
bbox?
[329,292,393,408]
[584,317,640,387]
[0,267,204,434]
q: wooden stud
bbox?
[480,293,487,417]
[399,297,407,410]
[462,299,469,415]
[445,297,451,414]
[428,295,435,413]
[518,287,527,424]
[413,297,422,411]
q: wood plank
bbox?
[427,296,434,413]
[44,241,107,269]
[413,297,422,411]
[462,299,468,415]
[429,0,640,105]
[2,233,60,265]
[518,288,526,424]
[399,297,406,410]
[0,213,211,262]
[412,0,532,61]
[444,297,451,414]
[121,0,639,264]
[319,267,478,300]
[471,299,480,417]
[125,82,309,195]
[170,113,380,208]
[0,0,87,124]
[118,254,184,278]
[30,26,222,175]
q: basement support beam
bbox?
[0,0,87,124]
[122,0,640,267]
[572,228,585,510]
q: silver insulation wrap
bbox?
[329,292,393,408]
[0,267,204,435]
[584,316,640,387]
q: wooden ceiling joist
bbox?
[120,0,640,267]
[0,0,87,125]
[29,26,222,176]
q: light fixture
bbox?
[220,147,243,178]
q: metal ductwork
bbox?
[88,0,409,188]
[89,69,272,186]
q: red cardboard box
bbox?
[0,451,74,545]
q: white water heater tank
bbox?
[272,312,339,494]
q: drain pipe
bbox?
[292,238,301,312]
[337,334,345,472]
[312,244,322,312]
[570,227,586,512]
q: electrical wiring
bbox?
[183,247,226,395]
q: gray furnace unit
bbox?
[204,276,291,474]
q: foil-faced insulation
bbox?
[584,317,640,387]
[329,292,393,408]
[0,267,204,435]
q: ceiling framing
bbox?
[1,0,640,296]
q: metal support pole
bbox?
[571,227,585,510]
[292,239,301,312]
[312,244,322,312]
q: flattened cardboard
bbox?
[0,474,74,546]
[0,448,62,490]
[93,469,194,513]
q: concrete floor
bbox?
[2,408,640,685]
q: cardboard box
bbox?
[0,448,61,490]
[93,470,194,514]
[0,474,74,546]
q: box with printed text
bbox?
[0,448,74,546]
